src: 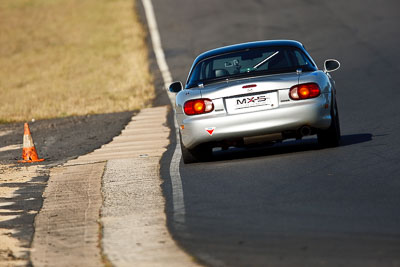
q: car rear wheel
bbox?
[317,99,341,147]
[179,133,212,164]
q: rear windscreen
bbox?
[187,46,316,88]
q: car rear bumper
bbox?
[178,97,331,149]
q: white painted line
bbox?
[141,0,185,226]
[141,0,175,104]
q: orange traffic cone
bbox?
[18,123,45,163]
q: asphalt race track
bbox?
[141,0,400,266]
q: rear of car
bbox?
[170,40,341,163]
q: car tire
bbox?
[179,133,212,164]
[317,99,341,147]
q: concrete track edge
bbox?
[31,106,199,266]
[31,162,105,267]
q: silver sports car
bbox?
[169,40,341,163]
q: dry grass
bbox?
[0,0,154,123]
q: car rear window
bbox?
[187,46,316,88]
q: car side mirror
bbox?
[324,59,340,73]
[169,81,183,93]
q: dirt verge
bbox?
[0,165,48,266]
[0,111,134,266]
[0,111,135,165]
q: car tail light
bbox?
[184,99,214,115]
[289,83,321,100]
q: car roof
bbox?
[193,40,305,64]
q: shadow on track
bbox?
[0,171,49,263]
[210,133,373,163]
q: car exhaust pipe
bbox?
[299,126,312,137]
